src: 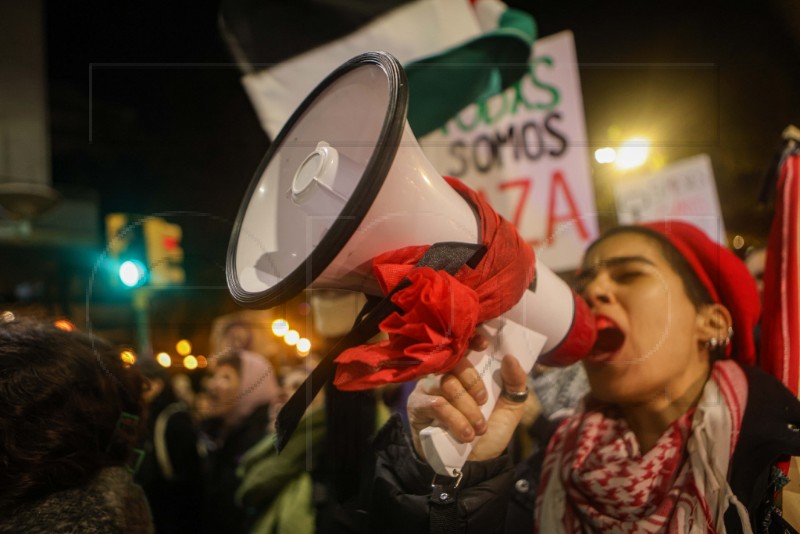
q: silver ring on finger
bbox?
[501,386,529,404]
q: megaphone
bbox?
[227,51,596,476]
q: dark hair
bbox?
[138,358,170,382]
[0,318,145,508]
[585,225,715,309]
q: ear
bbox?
[695,303,733,346]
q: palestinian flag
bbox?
[760,124,800,534]
[219,0,536,138]
[760,126,800,395]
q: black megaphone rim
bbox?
[226,51,409,309]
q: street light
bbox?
[594,147,616,164]
[156,352,172,367]
[296,338,311,355]
[176,339,192,356]
[284,330,300,346]
[615,137,650,170]
[271,319,289,337]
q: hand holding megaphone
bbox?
[411,319,543,476]
[408,273,583,477]
[408,331,534,468]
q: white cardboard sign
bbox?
[419,31,599,272]
[613,153,727,243]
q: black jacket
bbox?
[136,389,204,533]
[202,403,271,534]
[368,364,800,533]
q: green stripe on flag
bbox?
[404,7,536,137]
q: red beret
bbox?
[640,220,761,365]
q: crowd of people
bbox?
[0,313,390,533]
[1,220,799,533]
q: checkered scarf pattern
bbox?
[536,360,751,533]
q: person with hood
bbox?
[201,349,279,534]
[235,363,327,534]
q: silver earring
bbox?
[723,327,734,347]
[707,337,719,350]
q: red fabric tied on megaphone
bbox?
[333,177,535,390]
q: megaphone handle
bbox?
[419,318,547,477]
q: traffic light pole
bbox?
[132,287,152,358]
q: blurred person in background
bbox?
[136,362,204,533]
[201,349,280,534]
[236,362,327,534]
[171,373,197,409]
[193,388,214,422]
[0,316,152,533]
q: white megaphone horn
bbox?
[226,51,596,476]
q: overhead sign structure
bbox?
[613,153,727,244]
[418,31,599,272]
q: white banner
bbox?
[419,31,598,272]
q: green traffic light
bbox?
[119,259,147,287]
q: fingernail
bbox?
[473,418,488,434]
[475,389,488,404]
[462,426,475,440]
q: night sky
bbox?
[44,0,800,234]
[37,0,800,348]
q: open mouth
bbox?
[590,316,625,358]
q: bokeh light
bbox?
[156,352,172,367]
[296,338,311,353]
[176,339,192,356]
[594,147,616,164]
[271,319,289,337]
[284,330,300,346]
[183,355,198,370]
[53,319,76,332]
[119,259,147,287]
[120,349,136,365]
[615,137,650,170]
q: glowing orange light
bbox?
[271,319,289,337]
[54,319,76,332]
[296,338,311,353]
[176,339,192,356]
[120,350,137,365]
[284,330,300,346]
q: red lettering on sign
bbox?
[498,178,532,228]
[546,170,589,242]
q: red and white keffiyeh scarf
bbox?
[536,360,752,533]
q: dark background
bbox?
[13,0,800,354]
